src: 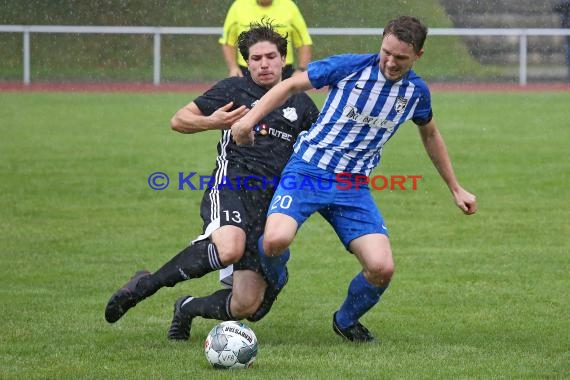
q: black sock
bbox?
[135,240,223,298]
[181,289,234,321]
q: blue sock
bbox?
[257,235,290,289]
[335,272,388,329]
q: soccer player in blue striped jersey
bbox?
[231,16,477,343]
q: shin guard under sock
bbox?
[180,289,234,321]
[335,272,388,329]
[137,240,224,298]
[257,235,290,289]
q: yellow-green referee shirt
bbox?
[219,0,313,67]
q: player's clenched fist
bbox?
[231,121,255,146]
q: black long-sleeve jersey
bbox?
[193,75,320,184]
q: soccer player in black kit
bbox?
[104,20,319,340]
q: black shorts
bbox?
[199,187,274,272]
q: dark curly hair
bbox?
[237,18,288,62]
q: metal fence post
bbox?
[153,31,161,86]
[23,28,30,85]
[519,33,528,86]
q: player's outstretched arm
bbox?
[418,119,477,215]
[171,101,248,134]
[231,72,313,145]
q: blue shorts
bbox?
[268,155,388,249]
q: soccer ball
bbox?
[204,321,258,369]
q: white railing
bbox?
[1,25,570,86]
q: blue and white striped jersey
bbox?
[294,53,433,176]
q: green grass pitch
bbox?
[1,90,568,379]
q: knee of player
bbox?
[366,261,395,284]
[380,259,395,278]
[381,263,395,280]
[217,245,245,265]
[213,231,246,265]
[262,230,292,256]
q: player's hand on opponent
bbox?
[231,120,255,146]
[452,187,477,215]
[211,102,249,129]
[228,67,244,77]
